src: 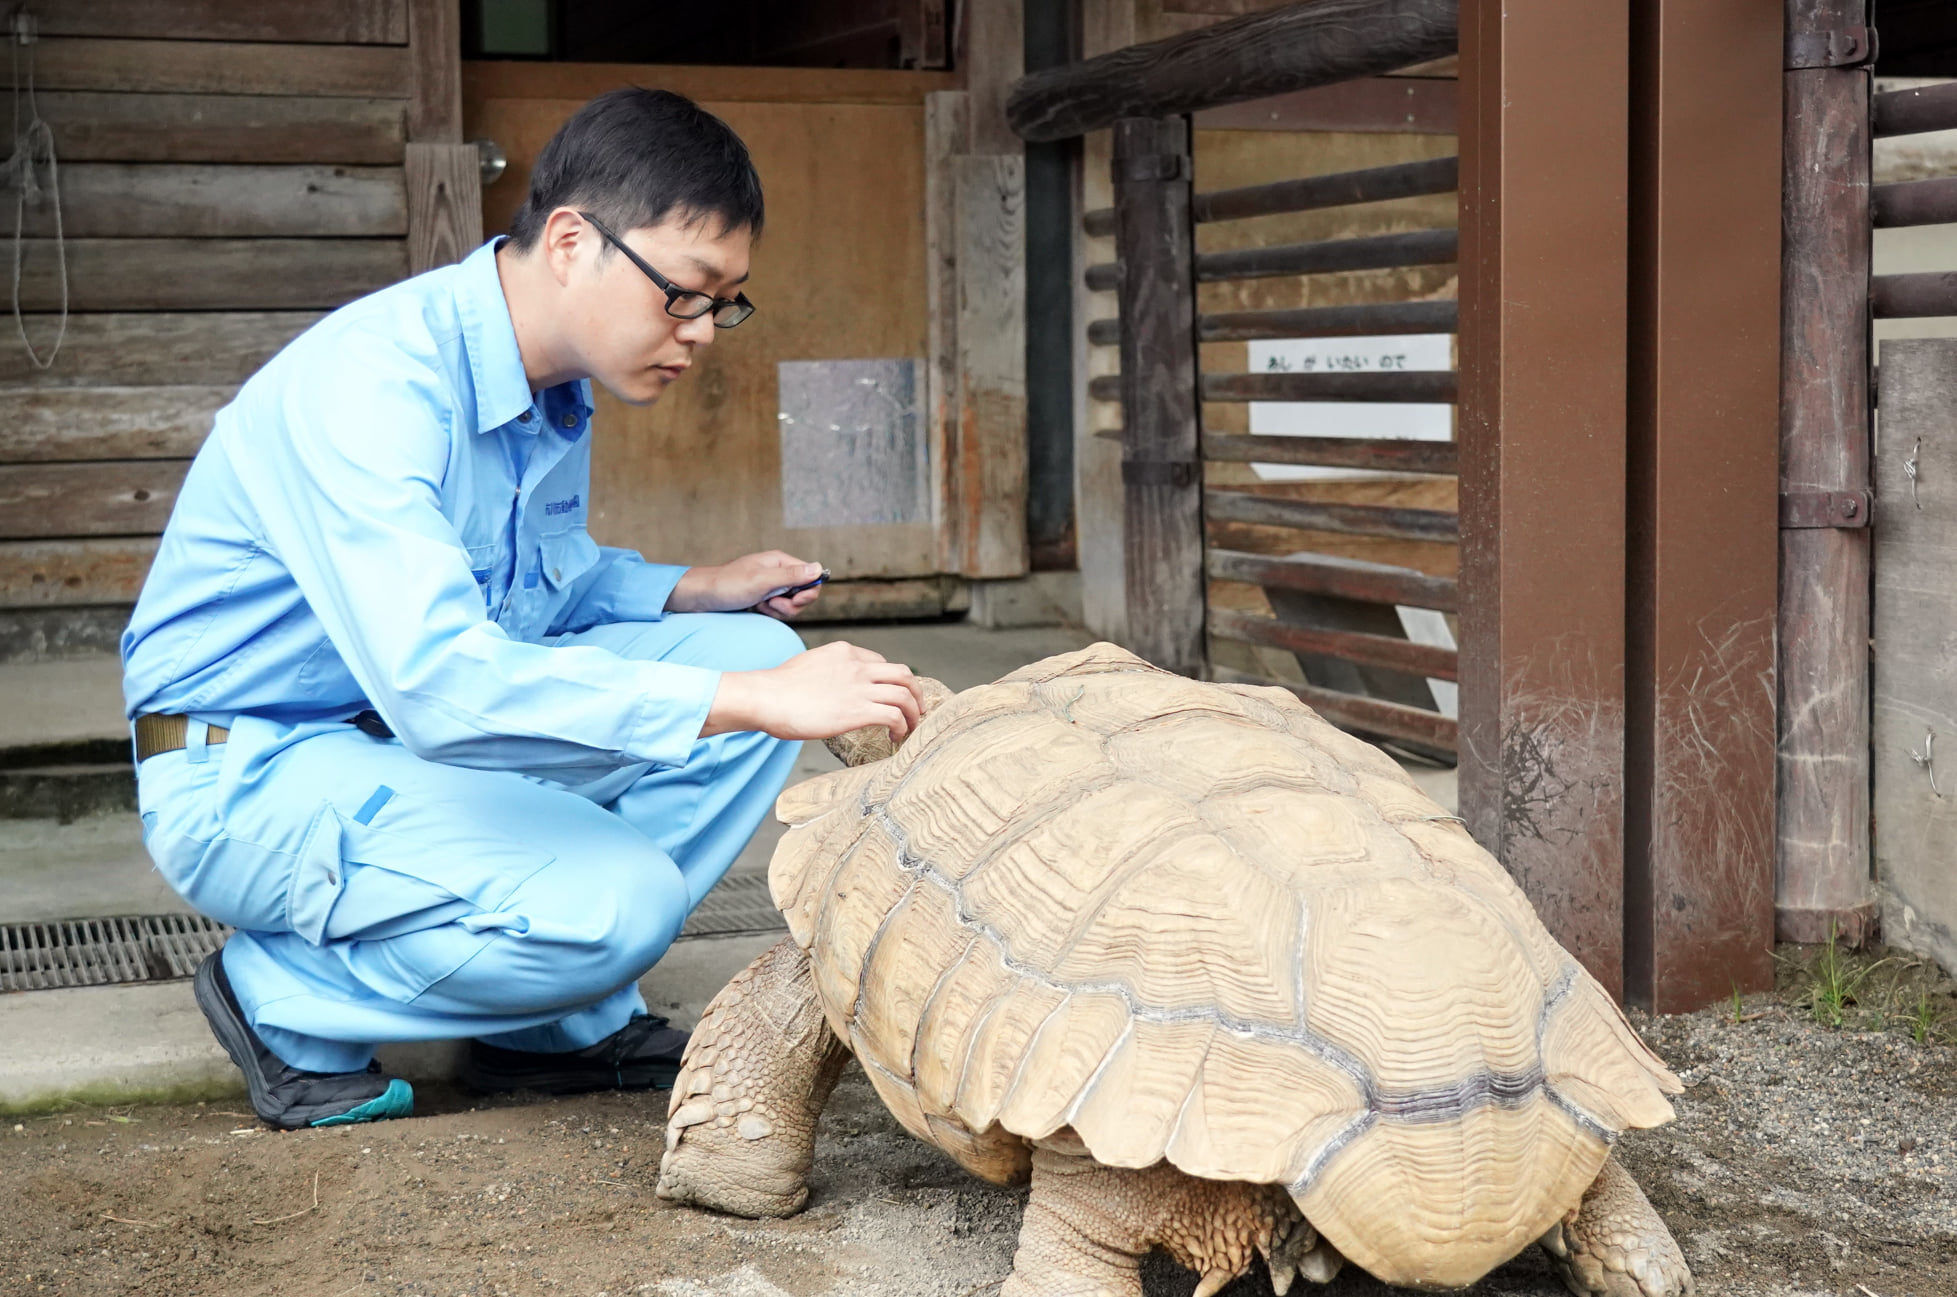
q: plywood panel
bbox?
[0,313,320,387]
[15,39,411,97]
[41,93,408,164]
[468,93,936,579]
[37,0,406,45]
[12,239,405,311]
[22,165,406,238]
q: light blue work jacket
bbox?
[122,240,719,777]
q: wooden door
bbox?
[466,63,957,580]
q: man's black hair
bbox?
[507,87,763,250]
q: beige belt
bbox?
[133,713,230,763]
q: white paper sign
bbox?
[1244,334,1455,481]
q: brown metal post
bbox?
[1777,0,1875,944]
[1458,0,1631,998]
[1112,116,1204,676]
[1622,0,1784,1011]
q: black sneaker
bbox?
[193,949,413,1131]
[462,1014,690,1095]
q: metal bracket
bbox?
[1122,459,1199,489]
[1786,25,1876,69]
[1779,488,1872,529]
[1114,153,1192,185]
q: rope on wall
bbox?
[5,8,64,369]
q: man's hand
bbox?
[667,551,824,620]
[702,641,924,742]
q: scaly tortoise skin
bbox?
[658,644,1692,1296]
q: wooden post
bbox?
[1457,0,1631,998]
[1776,0,1876,945]
[1622,0,1783,1011]
[1111,115,1202,676]
[406,0,478,274]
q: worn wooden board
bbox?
[0,387,230,463]
[409,0,462,142]
[469,88,937,578]
[0,313,320,388]
[36,0,406,45]
[1873,338,1957,978]
[952,153,1029,578]
[925,92,970,573]
[12,239,406,312]
[0,462,191,539]
[38,92,407,165]
[463,62,957,110]
[21,164,406,239]
[405,143,483,271]
[0,537,159,608]
[14,38,412,98]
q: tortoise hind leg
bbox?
[656,936,849,1218]
[1000,1145,1329,1297]
[1538,1156,1694,1297]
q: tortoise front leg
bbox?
[655,935,849,1218]
[1538,1156,1694,1297]
[1001,1145,1327,1297]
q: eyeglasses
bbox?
[578,210,756,329]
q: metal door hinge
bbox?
[1786,25,1876,69]
[1122,459,1199,488]
[1780,488,1872,529]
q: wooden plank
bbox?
[38,93,406,166]
[1209,606,1458,678]
[0,388,229,462]
[926,92,970,574]
[1083,156,1457,235]
[1209,664,1457,749]
[23,165,406,239]
[1089,300,1461,345]
[37,0,406,45]
[1199,370,1458,403]
[0,313,319,388]
[1214,546,1461,611]
[1114,116,1205,674]
[409,0,462,142]
[0,537,159,608]
[1621,0,1782,1011]
[1777,0,1875,948]
[962,0,1026,155]
[1458,0,1631,999]
[952,153,1030,577]
[1205,489,1458,541]
[15,39,413,98]
[0,463,190,539]
[1007,0,1459,142]
[405,143,483,273]
[462,61,958,108]
[1872,340,1957,978]
[1084,227,1458,289]
[1204,432,1457,474]
[11,240,406,312]
[1191,76,1457,133]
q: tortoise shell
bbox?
[769,644,1678,1287]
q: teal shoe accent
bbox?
[311,1078,414,1127]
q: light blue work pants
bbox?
[135,614,803,1073]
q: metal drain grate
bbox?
[0,914,231,993]
[681,873,786,938]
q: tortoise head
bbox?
[823,675,955,767]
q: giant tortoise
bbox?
[657,643,1691,1296]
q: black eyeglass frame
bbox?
[578,210,756,329]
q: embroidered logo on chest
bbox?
[543,495,582,517]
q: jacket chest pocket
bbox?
[465,542,504,611]
[500,528,600,640]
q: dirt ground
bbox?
[4,944,1954,1297]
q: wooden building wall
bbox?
[0,0,474,622]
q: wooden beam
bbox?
[1209,665,1457,750]
[16,39,412,98]
[11,240,406,312]
[1208,547,1459,612]
[0,388,229,463]
[1204,490,1458,542]
[951,153,1030,576]
[1872,80,1957,137]
[959,0,1025,154]
[1210,607,1459,680]
[926,91,970,575]
[23,165,406,239]
[1871,271,1957,319]
[0,314,320,388]
[1776,0,1876,947]
[461,62,958,108]
[0,462,191,539]
[1082,156,1458,236]
[1203,432,1457,475]
[1113,115,1204,675]
[1084,227,1457,289]
[0,537,158,608]
[1621,0,1782,1012]
[405,143,484,273]
[1191,75,1456,134]
[1198,370,1457,403]
[1458,0,1631,999]
[36,93,407,165]
[37,0,407,45]
[1007,0,1458,143]
[409,0,463,142]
